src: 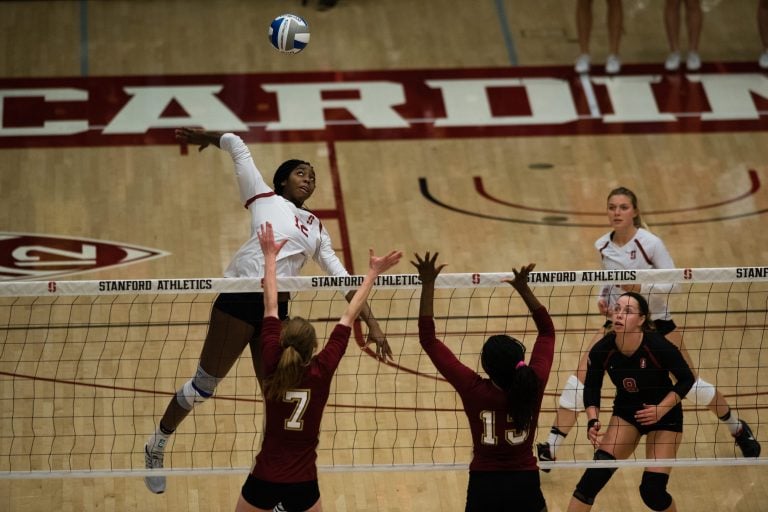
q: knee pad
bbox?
[639,471,672,511]
[558,375,585,412]
[685,377,716,406]
[573,450,617,505]
[176,365,222,410]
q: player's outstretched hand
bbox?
[364,248,402,362]
[257,222,287,260]
[367,326,394,361]
[369,248,403,276]
[502,263,536,292]
[411,251,447,284]
[175,127,221,151]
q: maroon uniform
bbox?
[251,316,351,482]
[418,306,555,471]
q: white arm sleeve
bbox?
[219,133,272,206]
[641,236,676,295]
[314,227,349,277]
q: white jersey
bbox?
[595,228,676,321]
[220,134,348,279]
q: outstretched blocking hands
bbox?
[411,251,447,283]
[257,222,286,260]
[501,263,536,292]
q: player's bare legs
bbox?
[664,0,682,69]
[144,307,256,494]
[567,416,642,512]
[606,0,623,58]
[760,0,768,67]
[665,0,703,70]
[575,0,593,72]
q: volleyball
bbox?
[268,14,310,54]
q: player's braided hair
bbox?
[481,335,539,433]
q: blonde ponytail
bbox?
[263,317,317,400]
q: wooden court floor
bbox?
[1,0,768,511]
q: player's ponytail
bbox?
[481,335,539,433]
[263,317,317,400]
[608,186,650,231]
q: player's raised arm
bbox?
[256,222,287,319]
[339,249,403,328]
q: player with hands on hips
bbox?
[236,222,402,512]
[567,291,695,512]
[143,128,393,494]
[413,252,556,512]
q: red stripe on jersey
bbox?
[641,345,662,369]
[245,191,276,209]
[603,349,617,371]
[598,240,610,259]
[634,239,653,265]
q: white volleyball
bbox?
[268,14,310,54]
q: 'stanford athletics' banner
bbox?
[0,267,766,296]
[1,63,767,149]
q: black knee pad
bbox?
[639,471,672,511]
[573,450,618,505]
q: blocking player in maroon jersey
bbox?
[412,252,555,512]
[235,222,402,512]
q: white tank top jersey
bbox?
[594,228,676,321]
[219,133,348,279]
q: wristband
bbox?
[587,418,599,431]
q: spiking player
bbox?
[413,253,556,512]
[538,187,761,472]
[143,128,395,494]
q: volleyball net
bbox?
[0,267,766,478]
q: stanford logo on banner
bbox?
[0,233,168,281]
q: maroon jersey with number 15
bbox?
[418,306,555,472]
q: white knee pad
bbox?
[558,374,585,412]
[685,377,716,406]
[176,365,221,411]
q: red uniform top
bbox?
[251,316,351,482]
[418,306,555,472]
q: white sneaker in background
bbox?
[574,54,591,74]
[664,51,681,71]
[605,54,621,74]
[686,51,701,71]
[760,50,768,69]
